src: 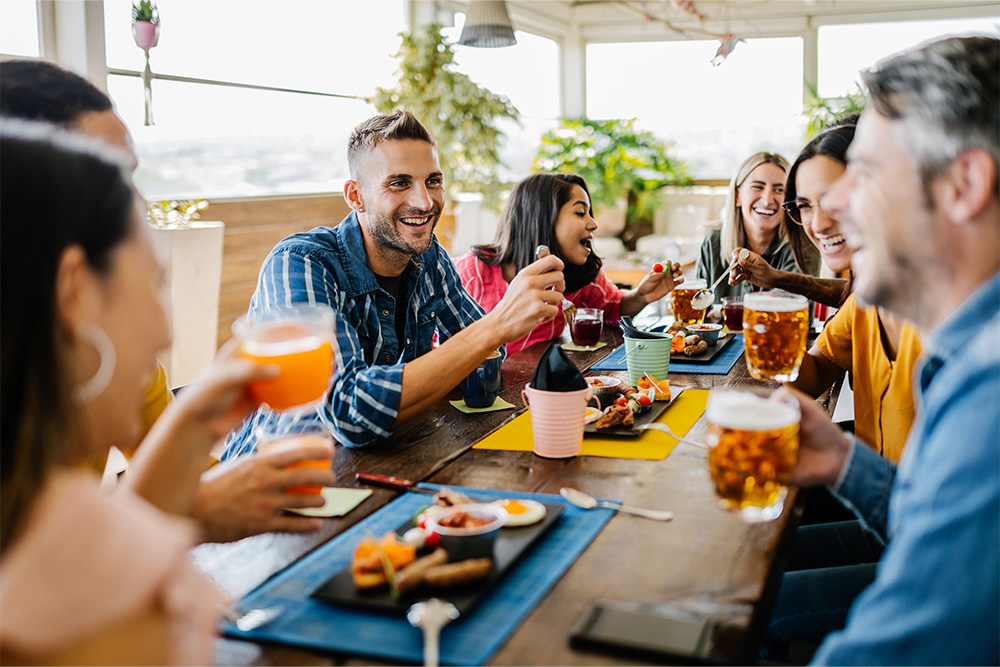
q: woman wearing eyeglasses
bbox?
[740,121,922,462]
[728,123,857,308]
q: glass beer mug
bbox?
[742,291,809,382]
[706,390,800,522]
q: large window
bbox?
[0,0,41,57]
[818,16,1000,98]
[442,14,560,183]
[103,0,406,200]
[587,37,805,180]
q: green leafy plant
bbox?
[146,199,208,229]
[533,118,692,249]
[803,81,866,139]
[370,24,520,208]
[131,0,159,24]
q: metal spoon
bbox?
[408,598,460,667]
[560,487,674,521]
[220,604,284,632]
[535,245,576,320]
[691,248,749,310]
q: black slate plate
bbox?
[312,502,564,615]
[584,388,684,439]
[647,328,738,364]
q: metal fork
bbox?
[636,422,708,449]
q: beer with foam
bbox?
[671,279,708,326]
[706,391,799,522]
[743,292,809,382]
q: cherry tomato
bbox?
[615,396,628,407]
[652,262,665,274]
[424,530,441,548]
[638,394,652,407]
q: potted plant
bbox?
[370,24,520,210]
[803,81,865,139]
[533,118,692,250]
[146,200,225,385]
[131,0,160,50]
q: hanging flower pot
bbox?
[132,20,159,50]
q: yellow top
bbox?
[816,294,923,462]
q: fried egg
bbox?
[494,499,546,527]
[584,407,603,424]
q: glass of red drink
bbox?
[722,297,744,332]
[570,308,603,348]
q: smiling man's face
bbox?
[825,111,945,319]
[355,139,444,268]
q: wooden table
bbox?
[198,328,835,666]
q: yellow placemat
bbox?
[560,341,608,352]
[473,389,708,461]
[287,487,372,517]
[449,396,517,413]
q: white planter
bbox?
[149,221,224,386]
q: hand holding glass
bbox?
[256,419,335,496]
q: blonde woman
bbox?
[695,152,800,304]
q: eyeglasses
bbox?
[781,192,835,226]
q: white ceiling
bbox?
[462,1,999,43]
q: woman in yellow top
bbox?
[730,121,921,461]
[780,123,921,461]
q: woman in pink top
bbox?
[0,126,281,663]
[456,173,682,353]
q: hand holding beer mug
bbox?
[742,291,809,382]
[233,304,336,413]
[706,391,799,522]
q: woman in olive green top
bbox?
[696,151,800,304]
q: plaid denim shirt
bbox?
[222,212,489,454]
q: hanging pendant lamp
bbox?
[459,0,517,48]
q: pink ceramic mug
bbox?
[522,384,600,459]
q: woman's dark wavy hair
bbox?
[783,117,858,300]
[0,122,135,553]
[473,173,602,293]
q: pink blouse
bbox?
[455,252,624,354]
[0,470,226,664]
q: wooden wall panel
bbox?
[180,193,457,351]
[207,194,351,348]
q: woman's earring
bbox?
[73,322,117,404]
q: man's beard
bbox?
[368,208,439,259]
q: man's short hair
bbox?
[862,35,999,196]
[347,110,435,181]
[0,60,112,126]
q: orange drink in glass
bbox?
[234,304,335,413]
[256,420,334,495]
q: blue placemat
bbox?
[221,485,614,665]
[592,335,744,375]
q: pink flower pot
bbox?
[132,21,159,50]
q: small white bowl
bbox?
[686,323,723,346]
[586,375,625,403]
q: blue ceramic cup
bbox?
[460,351,502,408]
